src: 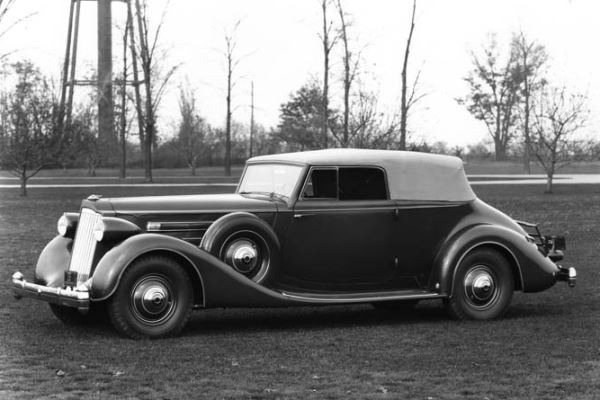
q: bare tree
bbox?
[531,86,590,193]
[351,90,399,149]
[333,0,360,148]
[319,0,337,149]
[134,0,178,182]
[511,31,548,173]
[461,34,522,160]
[0,0,34,60]
[249,81,256,158]
[75,102,101,177]
[171,87,208,176]
[222,20,241,176]
[0,61,60,196]
[398,0,425,150]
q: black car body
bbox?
[12,149,576,338]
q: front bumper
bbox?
[12,272,90,312]
[556,266,577,288]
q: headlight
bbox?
[93,220,105,242]
[57,215,69,236]
[57,213,78,237]
[92,217,141,242]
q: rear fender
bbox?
[431,224,559,296]
[90,233,292,308]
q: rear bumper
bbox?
[12,272,90,312]
[556,266,577,288]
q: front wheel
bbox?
[108,255,193,339]
[445,248,514,320]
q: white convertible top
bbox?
[249,149,475,202]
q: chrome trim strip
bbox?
[280,290,443,304]
[146,221,213,232]
[117,209,271,215]
[294,204,462,212]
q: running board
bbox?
[279,289,443,304]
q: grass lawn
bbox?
[0,184,598,399]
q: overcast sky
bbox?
[2,0,598,148]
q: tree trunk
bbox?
[135,0,153,183]
[88,162,97,177]
[20,171,27,197]
[127,0,145,172]
[544,162,555,194]
[119,15,129,180]
[399,0,416,151]
[337,0,350,147]
[97,0,114,154]
[250,81,255,157]
[145,119,153,182]
[494,137,506,161]
[545,174,553,194]
[523,81,531,174]
[321,0,330,149]
[225,56,232,176]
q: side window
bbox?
[302,169,337,199]
[339,167,387,200]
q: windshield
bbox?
[238,164,303,199]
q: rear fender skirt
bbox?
[431,224,559,296]
[89,233,293,308]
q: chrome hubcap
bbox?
[464,266,497,308]
[131,275,175,325]
[225,239,259,274]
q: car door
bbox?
[281,166,397,290]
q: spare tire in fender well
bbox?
[200,212,281,284]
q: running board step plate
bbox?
[279,289,442,304]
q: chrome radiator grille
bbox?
[68,208,101,284]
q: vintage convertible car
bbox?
[12,149,576,338]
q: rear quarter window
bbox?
[339,167,388,200]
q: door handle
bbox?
[293,213,315,219]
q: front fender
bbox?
[431,224,559,296]
[90,233,294,308]
[35,235,73,287]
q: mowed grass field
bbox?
[0,183,599,399]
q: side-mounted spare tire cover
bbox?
[200,212,281,284]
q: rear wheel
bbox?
[219,231,271,282]
[201,213,280,284]
[108,255,193,339]
[445,248,514,320]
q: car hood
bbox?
[83,193,279,215]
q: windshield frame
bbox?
[236,162,307,201]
